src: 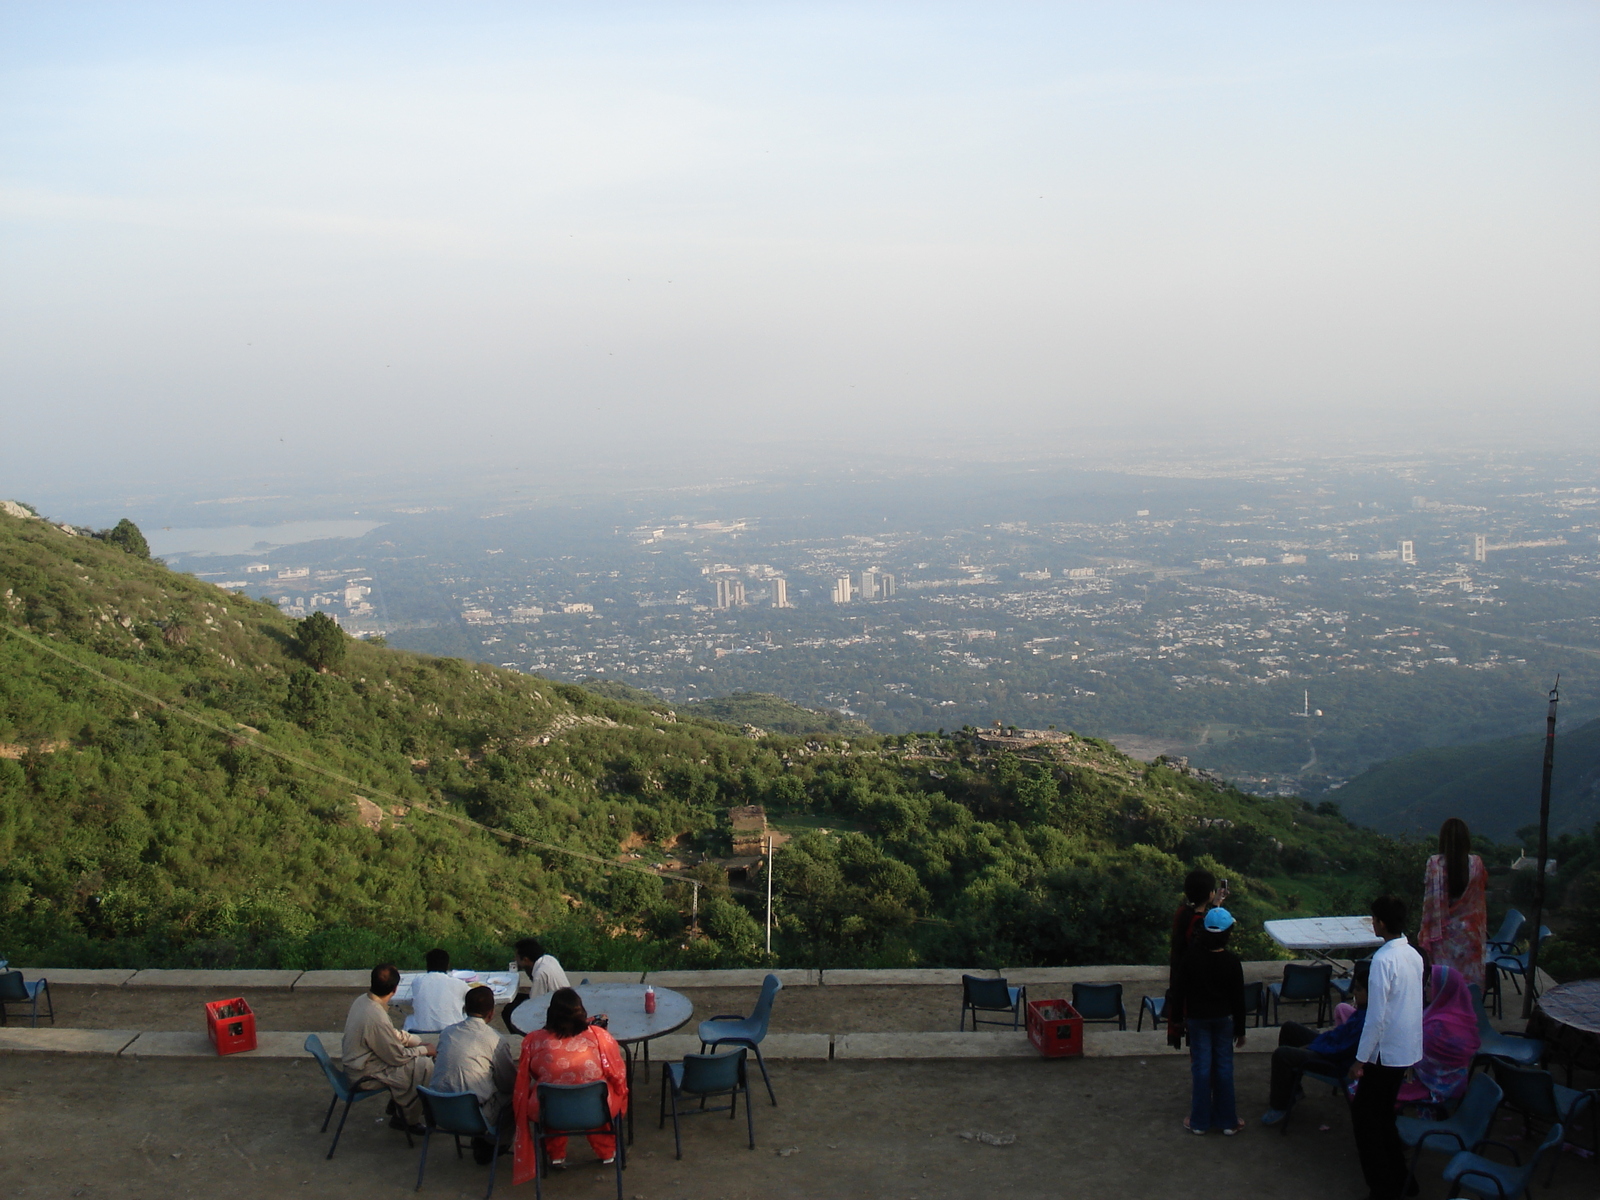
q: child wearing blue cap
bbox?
[1170,906,1247,1135]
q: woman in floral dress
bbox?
[1419,817,1487,991]
[511,987,628,1183]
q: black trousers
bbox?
[1351,1062,1408,1199]
[1269,1022,1343,1110]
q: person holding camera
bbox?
[1171,906,1247,1135]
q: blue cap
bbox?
[1203,907,1235,932]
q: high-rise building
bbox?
[859,569,879,600]
[831,575,853,604]
[1399,539,1415,565]
[879,572,896,598]
[772,578,790,608]
[713,577,746,608]
[1473,534,1488,562]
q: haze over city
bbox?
[4,1,1598,502]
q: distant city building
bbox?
[879,572,896,597]
[771,578,790,608]
[1279,554,1307,565]
[1399,539,1416,564]
[831,575,853,604]
[714,577,746,609]
[245,562,271,573]
[1473,534,1488,562]
[561,602,595,614]
[859,569,879,600]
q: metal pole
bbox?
[1521,677,1559,1020]
[691,881,699,938]
[765,835,774,956]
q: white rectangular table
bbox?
[1264,915,1383,974]
[393,969,518,1005]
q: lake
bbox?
[147,519,387,558]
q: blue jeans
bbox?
[1187,1017,1237,1132]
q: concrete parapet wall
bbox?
[293,970,370,990]
[645,969,817,988]
[127,969,305,989]
[11,968,140,986]
[822,968,994,986]
[0,1028,140,1055]
[835,1031,1034,1058]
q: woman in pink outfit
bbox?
[1419,817,1487,990]
[511,988,628,1184]
[1398,965,1481,1111]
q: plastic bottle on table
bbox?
[644,985,656,1014]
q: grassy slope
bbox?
[0,507,1413,969]
[1332,717,1600,840]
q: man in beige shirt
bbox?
[342,963,436,1133]
[434,986,518,1162]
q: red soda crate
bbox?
[1026,998,1083,1058]
[205,996,257,1056]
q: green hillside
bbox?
[1333,717,1600,841]
[0,503,1436,971]
[681,691,873,737]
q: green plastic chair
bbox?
[699,972,783,1105]
[0,970,53,1027]
[1441,1121,1563,1199]
[1488,1057,1598,1184]
[531,1081,625,1200]
[1398,1073,1503,1182]
[658,1049,754,1160]
[303,1033,391,1159]
[415,1086,503,1199]
[959,975,1025,1031]
[1465,984,1542,1074]
[1071,983,1125,1030]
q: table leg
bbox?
[622,1045,636,1146]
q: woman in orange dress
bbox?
[511,987,628,1184]
[1419,817,1488,991]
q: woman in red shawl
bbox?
[511,987,628,1184]
[1398,965,1481,1112]
[1420,817,1487,989]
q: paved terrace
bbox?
[0,966,1592,1200]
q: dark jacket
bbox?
[1172,940,1247,1039]
[1304,1008,1367,1075]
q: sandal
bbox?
[1183,1118,1206,1135]
[1222,1120,1246,1136]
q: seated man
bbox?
[343,962,437,1135]
[406,948,471,1033]
[434,985,519,1163]
[1260,959,1370,1126]
[502,937,570,1036]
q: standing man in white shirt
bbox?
[1350,895,1424,1200]
[406,948,471,1033]
[502,937,570,1035]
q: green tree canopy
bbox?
[294,610,347,671]
[98,518,150,559]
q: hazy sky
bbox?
[3,2,1597,498]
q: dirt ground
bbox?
[35,981,1184,1035]
[1,1053,1594,1200]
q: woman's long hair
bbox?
[1439,817,1472,901]
[544,987,589,1038]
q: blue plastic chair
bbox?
[1071,983,1126,1030]
[1242,980,1268,1028]
[698,972,783,1105]
[1398,1073,1503,1181]
[1489,928,1552,1013]
[415,1086,502,1198]
[1441,1121,1563,1199]
[1485,909,1525,957]
[1488,1057,1599,1184]
[658,1049,754,1161]
[959,975,1025,1032]
[0,970,53,1027]
[1136,995,1165,1031]
[532,1081,625,1200]
[1466,984,1543,1074]
[304,1033,391,1159]
[1269,963,1332,1026]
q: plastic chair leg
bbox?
[320,1094,338,1133]
[414,1127,432,1192]
[327,1097,356,1159]
[751,1044,777,1106]
[484,1122,501,1200]
[744,1083,756,1149]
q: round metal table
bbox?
[510,983,694,1142]
[1530,979,1600,1082]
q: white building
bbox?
[771,578,790,608]
[1473,534,1488,562]
[1399,539,1416,564]
[831,575,853,604]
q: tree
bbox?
[99,518,150,559]
[294,611,347,671]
